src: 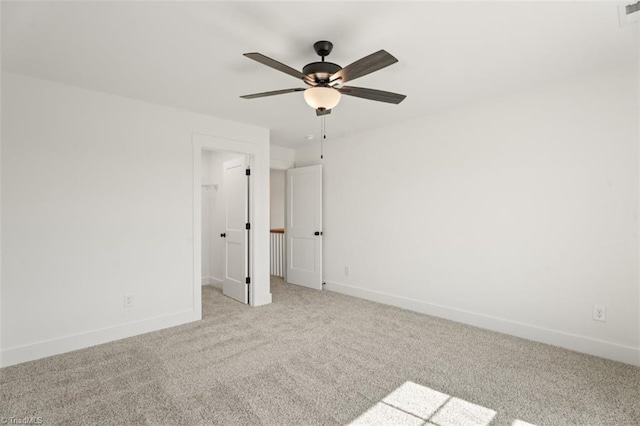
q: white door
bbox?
[222,157,249,304]
[286,165,322,290]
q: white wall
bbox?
[270,170,285,229]
[1,72,269,366]
[269,144,293,229]
[270,145,295,170]
[298,66,640,365]
[201,150,243,287]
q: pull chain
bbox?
[320,115,326,160]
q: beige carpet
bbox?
[1,277,639,425]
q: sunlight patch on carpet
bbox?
[349,381,536,426]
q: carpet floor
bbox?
[1,277,639,425]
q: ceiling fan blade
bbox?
[316,108,332,117]
[240,88,305,99]
[330,50,398,84]
[339,86,406,104]
[244,52,310,82]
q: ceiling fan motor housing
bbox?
[303,62,341,86]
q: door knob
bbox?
[314,231,323,236]
[220,233,226,238]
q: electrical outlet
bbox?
[124,293,135,308]
[344,266,350,276]
[593,305,606,322]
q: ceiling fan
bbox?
[240,41,406,116]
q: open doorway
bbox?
[201,150,249,303]
[269,164,323,290]
[193,134,272,310]
[270,169,286,278]
[284,165,323,290]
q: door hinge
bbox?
[245,222,251,230]
[246,169,251,176]
[246,277,251,284]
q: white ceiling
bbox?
[2,1,637,148]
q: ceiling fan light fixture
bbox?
[241,41,405,114]
[303,87,341,110]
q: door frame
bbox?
[193,133,272,310]
[286,164,323,290]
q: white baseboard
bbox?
[324,281,640,367]
[202,276,223,289]
[1,310,200,368]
